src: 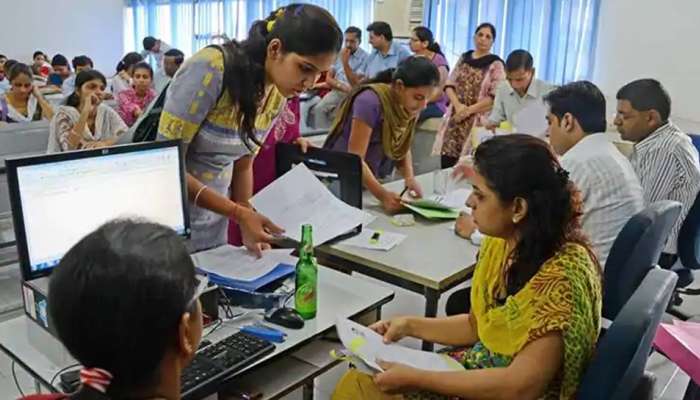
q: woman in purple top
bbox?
[323,56,440,213]
[409,26,450,124]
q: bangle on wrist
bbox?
[193,185,207,207]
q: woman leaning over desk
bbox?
[323,56,440,213]
[332,134,602,400]
[157,3,342,254]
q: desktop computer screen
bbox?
[6,141,190,280]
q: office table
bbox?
[318,171,479,350]
[0,266,394,399]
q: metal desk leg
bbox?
[684,380,699,400]
[422,288,440,351]
[303,381,314,400]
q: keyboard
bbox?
[181,331,276,399]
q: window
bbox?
[426,0,601,83]
[124,0,374,58]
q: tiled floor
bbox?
[1,271,697,399]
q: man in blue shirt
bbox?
[343,21,411,86]
[310,26,368,129]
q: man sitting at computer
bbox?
[21,219,204,400]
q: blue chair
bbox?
[603,201,681,321]
[577,268,678,400]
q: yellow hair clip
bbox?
[266,8,285,33]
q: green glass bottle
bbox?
[295,224,318,320]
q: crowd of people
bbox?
[11,2,699,400]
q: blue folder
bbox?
[197,263,295,292]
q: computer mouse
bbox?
[264,307,305,330]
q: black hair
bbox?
[8,62,32,82]
[116,52,144,73]
[345,26,362,41]
[475,22,497,40]
[616,78,671,122]
[220,3,342,149]
[412,26,444,57]
[49,219,197,400]
[474,134,598,296]
[164,48,185,64]
[131,61,154,79]
[143,36,157,51]
[0,54,7,60]
[51,54,69,67]
[3,59,18,75]
[545,81,607,133]
[367,21,393,41]
[33,51,46,60]
[505,49,533,72]
[368,56,440,87]
[65,70,107,108]
[72,55,94,69]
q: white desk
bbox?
[0,266,393,399]
[318,171,479,350]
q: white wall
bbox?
[2,0,124,75]
[594,0,700,132]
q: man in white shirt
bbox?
[545,81,644,267]
[61,56,93,97]
[154,48,185,94]
[615,79,700,266]
[141,36,172,71]
[486,49,555,137]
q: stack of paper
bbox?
[251,164,374,245]
[335,318,462,374]
[402,189,471,220]
[191,246,296,292]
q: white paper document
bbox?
[427,188,472,209]
[251,163,374,245]
[191,245,295,282]
[340,229,407,251]
[512,101,549,138]
[336,318,462,373]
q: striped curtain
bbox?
[424,0,601,84]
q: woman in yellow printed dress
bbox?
[158,4,342,253]
[332,134,602,400]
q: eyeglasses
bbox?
[187,273,209,310]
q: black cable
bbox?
[204,318,223,338]
[218,288,235,319]
[49,363,81,388]
[12,361,26,397]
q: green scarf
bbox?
[324,83,416,160]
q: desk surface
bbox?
[0,266,394,393]
[319,171,479,291]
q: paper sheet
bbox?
[512,101,549,138]
[251,163,374,245]
[336,318,462,373]
[340,229,407,251]
[191,245,295,282]
[426,188,472,209]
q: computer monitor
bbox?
[275,143,362,209]
[6,140,190,281]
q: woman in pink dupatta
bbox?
[228,96,309,245]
